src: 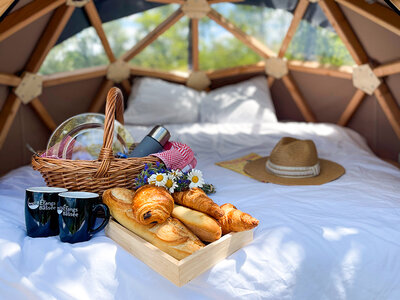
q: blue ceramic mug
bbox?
[25,187,68,238]
[57,192,110,243]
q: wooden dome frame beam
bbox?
[320,0,400,137]
[42,65,108,87]
[83,0,132,110]
[0,3,74,147]
[190,18,199,71]
[0,0,16,20]
[336,0,400,36]
[206,7,317,122]
[0,0,399,150]
[204,3,317,122]
[0,0,134,148]
[268,0,310,88]
[0,0,66,43]
[0,72,21,86]
[373,59,400,77]
[38,55,356,88]
[206,60,354,80]
[84,1,116,64]
[206,9,275,59]
[120,8,185,62]
[87,6,186,113]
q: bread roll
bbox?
[218,203,259,235]
[172,204,222,243]
[132,185,174,225]
[108,187,135,211]
[103,188,204,260]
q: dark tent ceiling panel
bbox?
[57,0,333,45]
[57,0,165,44]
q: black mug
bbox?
[25,187,68,238]
[58,192,110,243]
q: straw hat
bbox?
[244,137,345,185]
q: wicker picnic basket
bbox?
[32,87,160,195]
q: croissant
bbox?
[132,185,174,225]
[218,203,259,235]
[172,188,224,219]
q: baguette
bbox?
[107,187,135,211]
[103,188,204,260]
[172,204,222,243]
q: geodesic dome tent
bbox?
[2,1,400,298]
[0,0,399,174]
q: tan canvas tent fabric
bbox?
[0,0,399,175]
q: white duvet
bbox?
[1,122,400,300]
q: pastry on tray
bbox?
[218,203,259,235]
[103,188,204,260]
[172,204,222,243]
[172,188,224,219]
[132,185,174,225]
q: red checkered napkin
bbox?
[151,141,197,170]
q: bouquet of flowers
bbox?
[134,162,216,195]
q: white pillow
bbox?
[124,77,203,125]
[200,76,277,124]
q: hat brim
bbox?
[244,157,345,185]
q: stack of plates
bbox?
[46,113,134,160]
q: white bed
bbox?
[1,77,400,299]
[1,121,400,299]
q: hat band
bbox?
[266,159,320,178]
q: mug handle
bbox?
[90,204,110,235]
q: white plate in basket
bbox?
[46,113,134,160]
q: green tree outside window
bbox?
[39,4,354,75]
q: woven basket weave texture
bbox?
[32,87,159,195]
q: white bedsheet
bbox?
[1,122,400,300]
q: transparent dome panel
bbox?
[130,10,189,71]
[199,17,261,70]
[103,4,182,60]
[39,27,107,75]
[286,20,355,66]
[212,3,293,55]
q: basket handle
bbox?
[95,87,124,178]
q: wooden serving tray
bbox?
[105,219,254,286]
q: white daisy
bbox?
[148,173,167,187]
[188,169,205,189]
[164,174,178,193]
[170,169,183,179]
